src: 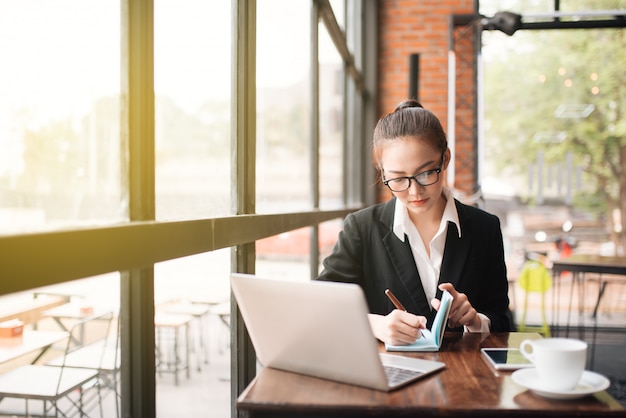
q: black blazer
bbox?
[317,197,512,332]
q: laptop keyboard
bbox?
[383,365,424,386]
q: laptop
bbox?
[230,273,445,391]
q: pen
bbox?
[385,289,407,311]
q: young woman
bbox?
[317,100,512,346]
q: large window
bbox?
[480,0,625,262]
[0,1,123,232]
[256,0,312,213]
[0,4,123,413]
[319,24,345,209]
[154,0,231,221]
[477,1,625,341]
[153,3,233,410]
[0,1,372,417]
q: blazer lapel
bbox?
[379,199,431,314]
[437,200,471,299]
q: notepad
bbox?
[385,290,453,352]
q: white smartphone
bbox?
[481,348,534,371]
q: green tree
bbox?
[483,26,625,253]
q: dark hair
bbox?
[372,99,447,169]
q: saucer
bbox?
[511,369,610,400]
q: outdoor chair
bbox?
[0,311,114,417]
[517,257,553,337]
[46,312,120,418]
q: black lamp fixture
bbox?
[481,11,522,36]
[476,9,626,36]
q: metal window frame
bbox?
[0,1,377,417]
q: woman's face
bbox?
[380,137,449,218]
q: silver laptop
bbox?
[230,273,445,391]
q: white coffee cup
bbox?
[519,338,587,391]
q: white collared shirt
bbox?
[392,187,460,303]
[391,189,490,332]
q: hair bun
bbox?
[394,99,424,112]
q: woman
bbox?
[317,100,512,346]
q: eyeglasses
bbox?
[382,157,444,192]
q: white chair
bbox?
[0,311,114,418]
[46,312,120,418]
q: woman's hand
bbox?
[368,311,426,346]
[431,283,482,331]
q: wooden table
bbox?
[154,312,192,386]
[0,292,68,325]
[0,330,69,365]
[41,303,113,345]
[551,254,626,331]
[237,332,624,417]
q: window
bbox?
[155,0,231,220]
[0,1,123,233]
[256,0,312,213]
[0,1,369,417]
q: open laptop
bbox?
[230,273,445,391]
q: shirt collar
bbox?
[392,188,461,242]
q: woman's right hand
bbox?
[368,311,426,346]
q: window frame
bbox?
[0,1,378,417]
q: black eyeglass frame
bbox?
[382,154,445,192]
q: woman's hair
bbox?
[372,99,447,169]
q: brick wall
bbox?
[376,0,478,202]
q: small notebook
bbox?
[385,290,453,352]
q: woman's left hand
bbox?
[431,282,482,331]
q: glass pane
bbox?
[256,220,341,281]
[154,249,231,417]
[0,274,121,416]
[319,219,343,272]
[153,1,232,414]
[257,228,312,281]
[481,15,625,338]
[154,250,230,305]
[154,0,231,220]
[319,24,344,209]
[0,2,123,233]
[482,26,623,250]
[257,0,312,213]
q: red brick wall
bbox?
[377,0,477,202]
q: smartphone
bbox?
[481,348,534,371]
